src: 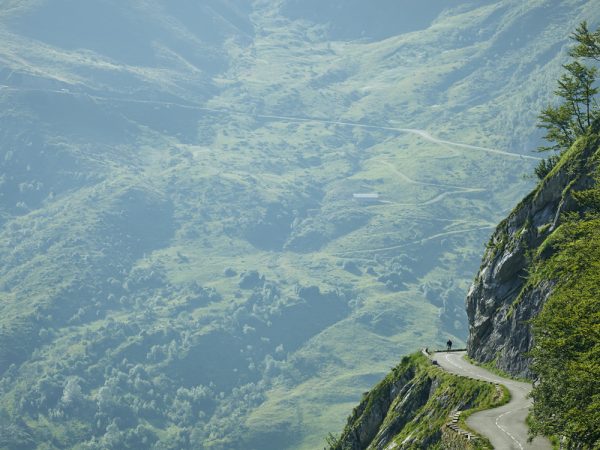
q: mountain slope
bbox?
[326,107,600,450]
[468,124,600,445]
[327,352,505,450]
[467,129,600,377]
[1,1,599,449]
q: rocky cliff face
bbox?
[328,353,500,450]
[330,133,600,448]
[466,134,599,377]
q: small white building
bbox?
[353,193,380,201]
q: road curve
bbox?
[432,351,551,450]
[0,85,540,161]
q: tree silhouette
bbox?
[536,22,600,177]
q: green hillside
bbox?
[324,19,600,448]
[327,352,506,450]
[528,129,600,447]
[0,1,598,449]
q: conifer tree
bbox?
[569,21,600,61]
[536,22,600,177]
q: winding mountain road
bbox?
[0,84,541,162]
[433,351,551,450]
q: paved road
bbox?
[432,351,551,450]
[0,85,540,161]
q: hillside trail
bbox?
[432,351,551,450]
[374,159,486,207]
[0,84,541,162]
[332,225,495,257]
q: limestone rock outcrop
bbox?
[466,136,598,377]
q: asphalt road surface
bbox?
[433,351,552,450]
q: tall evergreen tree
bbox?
[536,22,600,177]
[555,62,598,133]
[569,21,600,61]
[538,103,577,151]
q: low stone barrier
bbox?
[445,410,478,441]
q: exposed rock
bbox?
[466,136,598,377]
[367,376,433,449]
[329,353,499,450]
[333,364,418,450]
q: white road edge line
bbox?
[495,409,527,450]
[444,353,526,448]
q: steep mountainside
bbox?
[467,129,599,377]
[328,353,503,450]
[1,1,599,449]
[327,126,600,450]
[323,13,600,450]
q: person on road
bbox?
[446,339,452,351]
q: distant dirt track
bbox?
[332,225,495,256]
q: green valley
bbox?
[0,1,598,449]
